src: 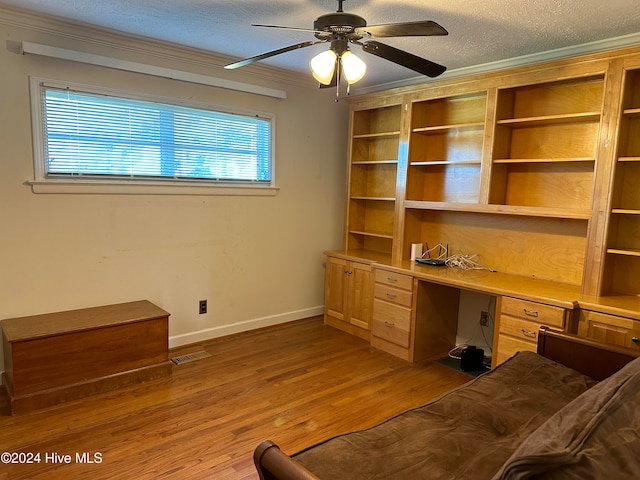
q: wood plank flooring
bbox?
[0,316,471,479]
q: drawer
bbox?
[495,333,537,365]
[501,297,566,328]
[374,269,413,291]
[374,283,413,307]
[499,315,549,345]
[372,299,411,348]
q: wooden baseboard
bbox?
[4,362,172,415]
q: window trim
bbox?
[27,76,279,196]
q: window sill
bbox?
[26,179,279,196]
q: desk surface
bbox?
[325,250,639,319]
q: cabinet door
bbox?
[578,311,640,349]
[347,261,374,330]
[324,256,348,321]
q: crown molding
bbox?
[5,5,640,98]
[0,6,313,91]
[355,31,640,96]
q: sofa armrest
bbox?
[537,326,639,380]
[254,440,321,480]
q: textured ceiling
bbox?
[2,0,640,89]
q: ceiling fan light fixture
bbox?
[310,49,337,85]
[340,50,366,84]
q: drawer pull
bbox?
[385,293,397,299]
[523,308,539,317]
[521,328,537,338]
[384,321,396,327]
[387,277,397,283]
[344,270,353,275]
[632,337,639,344]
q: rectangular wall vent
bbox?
[170,350,211,365]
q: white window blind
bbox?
[38,85,273,185]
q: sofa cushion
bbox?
[293,351,595,480]
[494,355,640,480]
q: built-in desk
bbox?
[324,250,640,366]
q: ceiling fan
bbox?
[224,0,448,97]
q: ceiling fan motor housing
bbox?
[314,12,367,39]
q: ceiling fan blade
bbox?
[225,41,320,69]
[251,24,322,34]
[361,41,446,77]
[355,20,448,38]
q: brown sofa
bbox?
[254,328,640,480]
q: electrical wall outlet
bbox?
[479,311,489,326]
[199,300,207,315]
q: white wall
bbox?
[456,290,496,355]
[0,8,349,372]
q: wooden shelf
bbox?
[412,122,484,134]
[325,249,393,266]
[618,156,640,162]
[410,160,481,166]
[349,229,394,240]
[351,196,396,202]
[493,157,595,164]
[352,160,398,165]
[612,209,640,215]
[404,200,592,220]
[623,107,640,116]
[353,131,401,139]
[496,112,600,127]
[606,248,640,257]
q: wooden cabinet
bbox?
[371,269,414,358]
[601,66,640,296]
[1,301,171,414]
[577,310,640,350]
[345,99,403,258]
[324,255,373,340]
[371,268,459,362]
[494,296,573,366]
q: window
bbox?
[29,78,276,194]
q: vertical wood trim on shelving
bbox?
[343,109,357,251]
[582,59,626,296]
[479,88,499,204]
[393,97,412,263]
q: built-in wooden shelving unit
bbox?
[602,66,640,295]
[340,47,640,298]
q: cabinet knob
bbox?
[344,270,353,275]
[632,337,639,343]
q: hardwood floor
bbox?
[0,317,471,479]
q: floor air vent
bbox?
[170,350,211,365]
